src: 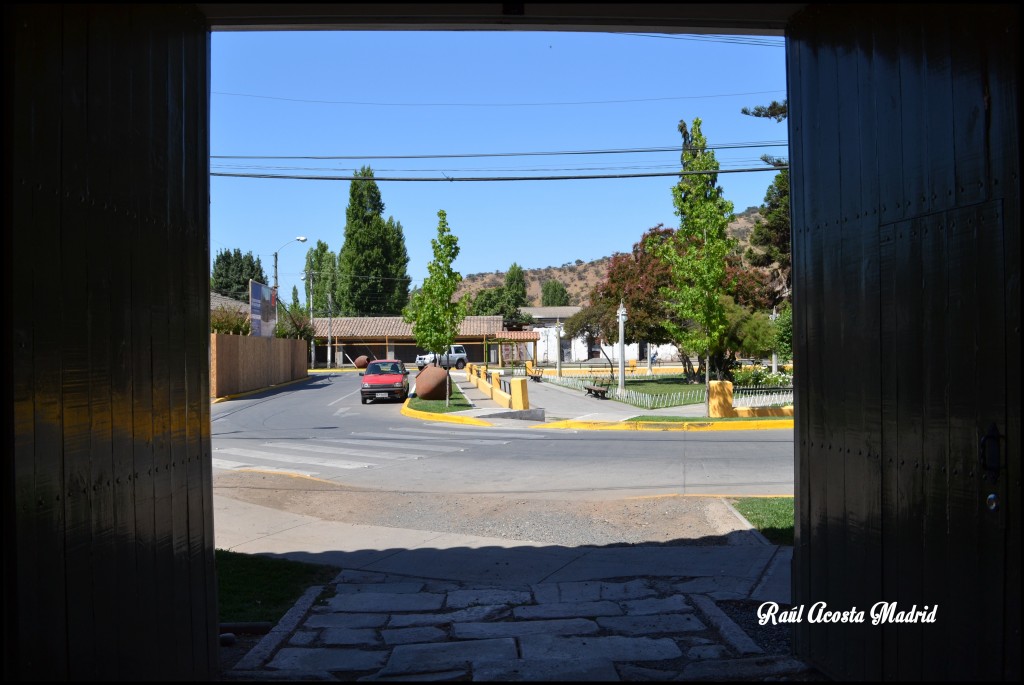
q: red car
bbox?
[359,359,411,404]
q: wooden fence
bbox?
[210,334,308,398]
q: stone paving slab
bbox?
[518,634,683,661]
[225,564,819,682]
[451,618,600,639]
[380,638,519,674]
[471,657,621,682]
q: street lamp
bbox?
[301,270,315,369]
[769,306,779,374]
[616,301,627,392]
[273,236,307,300]
[555,320,564,378]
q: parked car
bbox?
[359,359,410,404]
[415,344,468,370]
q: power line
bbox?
[211,166,787,182]
[211,88,786,108]
[211,141,788,161]
[619,33,785,48]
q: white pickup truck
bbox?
[415,345,468,370]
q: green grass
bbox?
[216,549,339,624]
[731,497,794,545]
[407,376,473,413]
[627,415,790,423]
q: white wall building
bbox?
[523,306,682,365]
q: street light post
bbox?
[272,235,307,306]
[305,269,315,369]
[555,320,564,378]
[769,306,779,374]
[616,301,627,393]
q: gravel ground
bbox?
[212,470,764,548]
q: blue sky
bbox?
[210,30,788,305]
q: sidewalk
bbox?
[217,368,810,681]
[216,496,810,681]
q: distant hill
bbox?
[455,207,762,307]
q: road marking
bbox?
[387,426,547,440]
[321,437,464,453]
[261,441,428,461]
[216,447,377,469]
[328,390,359,406]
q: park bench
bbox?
[584,384,608,399]
[527,367,544,382]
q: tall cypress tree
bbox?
[303,240,338,317]
[336,166,410,315]
[503,262,528,307]
[658,117,736,402]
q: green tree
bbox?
[303,240,338,318]
[402,210,467,406]
[718,296,775,375]
[541,279,570,306]
[336,166,411,315]
[589,225,686,369]
[772,301,793,363]
[467,264,534,329]
[658,117,735,411]
[211,248,268,300]
[210,305,250,335]
[467,287,507,317]
[276,285,313,340]
[745,168,791,298]
[740,98,788,122]
[503,262,528,307]
[742,99,791,299]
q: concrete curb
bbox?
[400,399,494,426]
[690,594,764,656]
[231,583,326,671]
[536,419,795,431]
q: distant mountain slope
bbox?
[455,207,762,307]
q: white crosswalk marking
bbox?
[387,426,547,440]
[261,441,427,461]
[211,458,318,478]
[215,447,376,470]
[211,423,531,479]
[320,438,464,453]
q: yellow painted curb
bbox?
[535,419,794,431]
[400,399,494,426]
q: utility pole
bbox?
[306,269,315,369]
[272,236,306,317]
[327,292,334,369]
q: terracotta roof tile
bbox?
[489,330,541,341]
[210,291,249,314]
[313,315,505,339]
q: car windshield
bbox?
[366,362,398,375]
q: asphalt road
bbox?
[210,373,795,498]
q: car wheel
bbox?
[455,359,466,370]
[361,397,368,405]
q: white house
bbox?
[522,306,681,365]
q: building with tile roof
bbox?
[310,315,539,368]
